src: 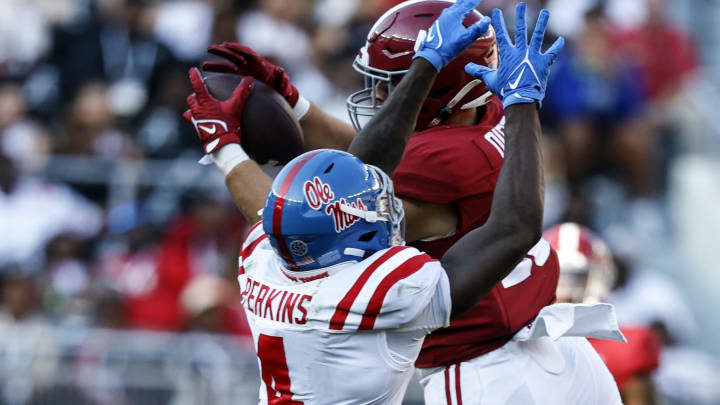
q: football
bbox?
[203,72,304,165]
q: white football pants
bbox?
[418,337,623,405]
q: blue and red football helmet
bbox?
[262,149,405,271]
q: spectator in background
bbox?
[603,226,720,404]
[0,82,51,171]
[0,265,59,405]
[311,0,379,94]
[0,152,103,268]
[111,196,246,331]
[236,0,345,117]
[615,0,697,106]
[134,63,196,156]
[42,234,96,321]
[153,1,215,63]
[51,0,180,120]
[169,274,253,405]
[652,332,720,404]
[99,225,160,324]
[542,6,652,222]
[180,274,250,336]
[613,0,698,201]
[0,0,51,77]
[60,82,128,159]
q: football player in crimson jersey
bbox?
[185,2,626,404]
[206,0,559,365]
[201,0,572,399]
[545,222,662,405]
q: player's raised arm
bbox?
[441,3,564,319]
[182,69,270,223]
[183,0,490,224]
[348,0,490,176]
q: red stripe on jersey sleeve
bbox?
[243,221,264,243]
[358,253,434,330]
[239,221,264,277]
[455,363,463,405]
[444,367,451,405]
[242,233,268,261]
[237,245,244,276]
[329,246,409,330]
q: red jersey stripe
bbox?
[242,233,268,260]
[328,246,409,330]
[444,366,451,405]
[358,253,434,330]
[455,363,462,405]
[282,271,329,283]
[239,221,264,277]
[243,221,264,243]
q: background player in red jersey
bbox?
[202,0,562,380]
[545,222,662,405]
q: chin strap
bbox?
[428,79,494,127]
[338,203,387,223]
[461,90,494,109]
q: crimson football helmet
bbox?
[544,223,616,304]
[347,0,497,131]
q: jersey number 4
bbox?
[257,334,303,404]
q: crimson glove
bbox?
[184,67,253,155]
[202,42,300,108]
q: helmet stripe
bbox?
[272,150,325,269]
[558,222,581,251]
[367,0,454,40]
[273,196,297,268]
[277,150,324,195]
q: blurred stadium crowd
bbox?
[1,0,719,404]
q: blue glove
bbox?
[413,0,491,72]
[465,3,564,109]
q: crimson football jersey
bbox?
[393,96,560,368]
[589,326,661,390]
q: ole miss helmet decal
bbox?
[263,150,405,272]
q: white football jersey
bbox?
[237,222,451,405]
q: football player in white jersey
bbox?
[184,1,623,404]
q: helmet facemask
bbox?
[338,164,405,247]
[347,41,497,132]
[347,57,407,131]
